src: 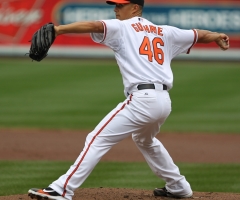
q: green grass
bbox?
[0,58,123,129]
[0,58,239,133]
[1,59,239,197]
[167,61,240,133]
[0,161,239,196]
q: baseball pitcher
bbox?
[27,0,229,199]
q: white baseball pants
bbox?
[50,87,192,200]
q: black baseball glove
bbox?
[28,22,55,62]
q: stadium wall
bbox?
[0,0,239,60]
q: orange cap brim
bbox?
[106,0,130,5]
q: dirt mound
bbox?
[0,188,240,200]
[1,129,240,163]
[1,129,240,200]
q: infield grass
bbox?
[0,161,239,196]
[0,58,239,133]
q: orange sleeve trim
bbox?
[101,21,107,43]
[187,29,198,54]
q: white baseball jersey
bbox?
[91,17,198,96]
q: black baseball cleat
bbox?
[28,187,67,200]
[153,187,193,198]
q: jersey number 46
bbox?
[139,36,164,65]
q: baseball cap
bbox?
[106,0,144,7]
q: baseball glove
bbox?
[28,22,55,62]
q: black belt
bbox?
[137,84,167,90]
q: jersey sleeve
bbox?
[165,26,198,58]
[90,19,123,51]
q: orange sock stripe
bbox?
[38,190,47,195]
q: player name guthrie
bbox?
[131,22,163,36]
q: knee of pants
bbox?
[132,133,154,147]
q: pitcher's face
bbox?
[114,3,134,20]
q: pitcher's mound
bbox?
[1,188,240,200]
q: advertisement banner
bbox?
[0,0,239,58]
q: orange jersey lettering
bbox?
[132,23,164,37]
